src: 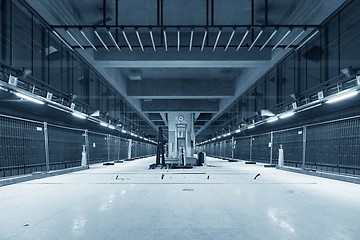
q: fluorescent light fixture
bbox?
[107,30,120,51]
[217,136,221,139]
[163,29,168,51]
[296,103,322,113]
[326,91,358,104]
[177,29,180,51]
[15,92,44,105]
[80,29,97,51]
[272,29,291,50]
[248,29,263,51]
[235,129,241,133]
[135,30,144,51]
[248,124,255,129]
[52,30,73,51]
[149,29,156,51]
[72,111,86,119]
[279,111,295,119]
[108,125,115,129]
[100,121,108,127]
[213,29,222,51]
[260,29,277,51]
[201,29,208,51]
[94,30,109,51]
[267,117,279,123]
[121,129,127,133]
[189,29,194,51]
[122,30,133,51]
[295,29,319,51]
[225,29,236,51]
[285,29,305,49]
[236,29,249,51]
[66,29,85,50]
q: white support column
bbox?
[128,139,132,160]
[43,122,50,172]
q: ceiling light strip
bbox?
[295,29,319,51]
[135,30,144,51]
[285,29,306,49]
[52,30,73,51]
[260,29,277,51]
[236,29,249,51]
[213,29,222,51]
[122,30,133,51]
[149,29,156,51]
[189,29,194,51]
[177,29,180,51]
[94,30,109,51]
[66,30,85,50]
[248,29,263,51]
[107,30,120,51]
[80,30,97,51]
[224,30,235,51]
[201,29,208,51]
[272,29,291,50]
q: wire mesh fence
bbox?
[199,115,360,176]
[0,114,156,178]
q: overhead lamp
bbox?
[285,29,306,49]
[66,29,85,50]
[80,29,97,51]
[189,28,194,51]
[177,28,180,51]
[296,103,322,113]
[295,29,319,51]
[99,121,108,127]
[235,129,241,133]
[135,29,144,51]
[94,30,109,51]
[149,28,156,51]
[267,117,279,123]
[107,29,120,51]
[279,111,295,119]
[272,29,291,50]
[163,28,168,51]
[248,28,263,51]
[260,29,277,51]
[72,111,87,119]
[15,92,44,105]
[52,30,73,51]
[236,29,249,51]
[326,91,358,104]
[121,129,127,133]
[213,28,222,51]
[248,124,255,129]
[225,28,236,51]
[122,29,133,51]
[108,125,115,130]
[201,28,208,51]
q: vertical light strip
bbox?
[236,29,249,51]
[224,29,235,51]
[260,29,277,51]
[201,29,208,51]
[107,30,120,51]
[149,29,156,51]
[189,28,194,51]
[135,29,144,51]
[52,30,73,51]
[80,29,97,51]
[66,29,85,50]
[94,30,109,51]
[163,28,168,51]
[295,29,319,51]
[213,28,222,51]
[285,29,306,49]
[177,28,180,51]
[248,29,263,51]
[272,29,291,50]
[122,29,133,51]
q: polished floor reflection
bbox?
[1,156,360,240]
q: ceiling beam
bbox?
[142,99,219,112]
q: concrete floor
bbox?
[1,156,360,240]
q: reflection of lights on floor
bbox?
[72,216,87,230]
[267,208,295,234]
[98,193,115,212]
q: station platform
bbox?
[1,156,360,240]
